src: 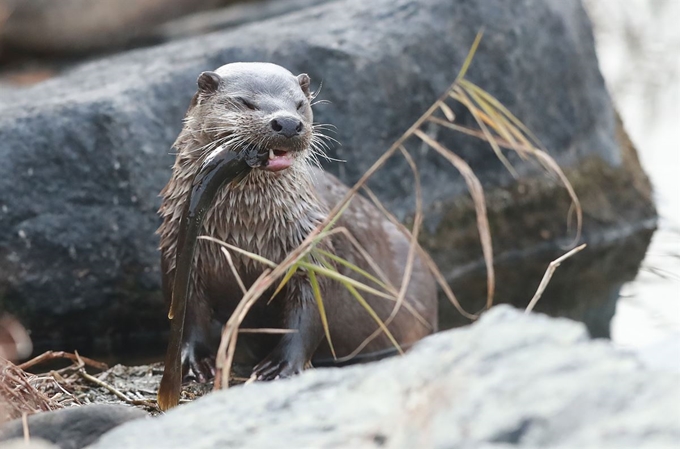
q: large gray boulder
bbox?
[89,306,680,448]
[0,0,655,347]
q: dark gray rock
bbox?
[0,404,147,449]
[88,306,680,449]
[0,0,655,347]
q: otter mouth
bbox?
[263,148,293,172]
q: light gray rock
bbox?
[89,306,680,449]
[0,0,655,346]
[0,438,58,449]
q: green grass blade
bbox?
[297,261,396,301]
[269,264,299,303]
[313,249,390,291]
[308,267,336,359]
[455,29,484,84]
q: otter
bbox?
[157,62,437,390]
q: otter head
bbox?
[187,62,314,173]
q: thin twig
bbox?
[525,244,587,313]
[76,370,154,407]
[77,370,129,402]
[18,351,108,372]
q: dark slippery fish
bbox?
[158,144,268,411]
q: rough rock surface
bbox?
[89,306,680,449]
[0,0,655,346]
[0,404,147,449]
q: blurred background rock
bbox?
[0,0,244,56]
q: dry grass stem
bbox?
[76,370,130,404]
[220,247,247,294]
[343,145,425,358]
[452,85,518,177]
[390,146,422,324]
[414,129,495,309]
[0,358,63,422]
[439,102,456,122]
[238,328,297,334]
[22,412,29,442]
[18,351,108,372]
[361,187,479,320]
[425,114,582,246]
[214,269,273,390]
[525,244,587,313]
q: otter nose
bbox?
[270,116,303,138]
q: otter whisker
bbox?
[314,132,340,146]
[310,142,343,164]
[310,136,338,158]
[186,134,233,156]
[312,122,338,131]
[311,133,332,147]
[311,99,332,107]
[312,131,340,147]
[310,79,324,101]
[310,138,330,156]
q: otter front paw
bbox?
[181,346,215,383]
[252,352,304,381]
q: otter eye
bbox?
[236,97,257,110]
[296,100,305,110]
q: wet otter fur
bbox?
[157,62,437,384]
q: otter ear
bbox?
[297,73,311,98]
[197,71,221,95]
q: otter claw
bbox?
[252,358,301,381]
[182,351,215,383]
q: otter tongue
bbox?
[266,149,292,172]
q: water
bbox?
[585,0,680,370]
